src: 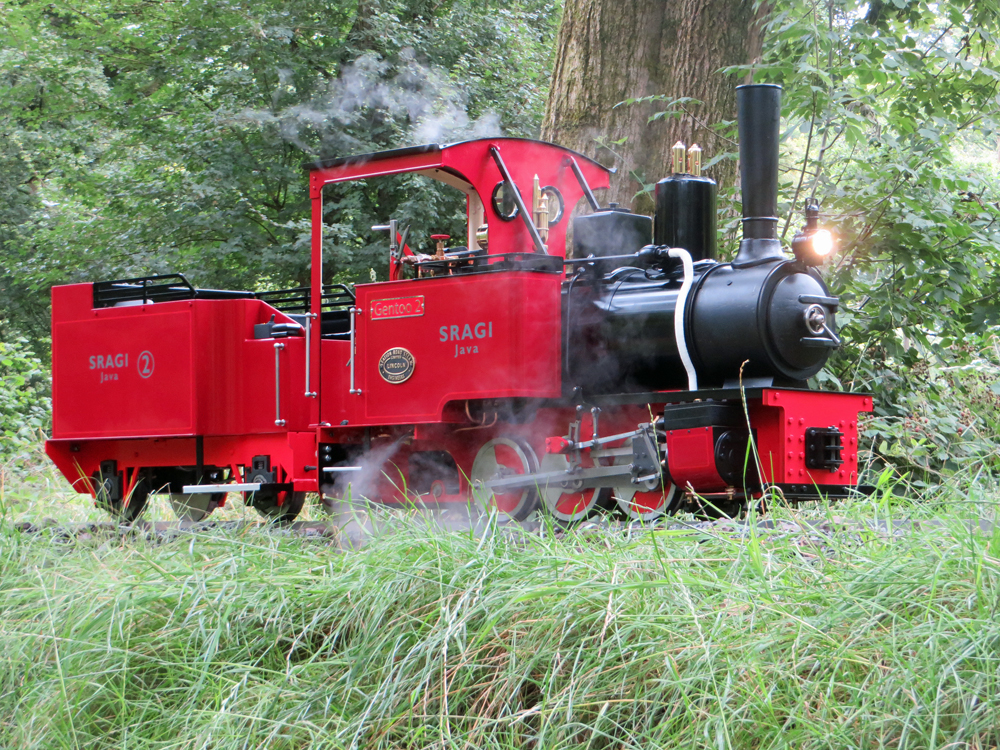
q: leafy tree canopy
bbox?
[749,0,1000,483]
[0,0,559,340]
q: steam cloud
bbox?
[236,50,502,153]
[323,436,406,502]
[321,437,496,539]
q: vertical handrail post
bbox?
[305,313,317,397]
[274,342,286,426]
[348,306,361,395]
[309,185,324,426]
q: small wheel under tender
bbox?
[93,469,150,522]
[470,437,540,521]
[247,488,305,523]
[539,453,613,522]
[169,492,225,522]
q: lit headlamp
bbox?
[791,201,837,267]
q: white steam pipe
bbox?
[668,247,698,391]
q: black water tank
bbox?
[573,205,652,272]
[653,174,717,261]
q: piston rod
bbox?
[485,463,636,493]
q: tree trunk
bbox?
[542,0,768,211]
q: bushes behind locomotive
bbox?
[0,336,49,469]
[840,340,1000,488]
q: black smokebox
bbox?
[732,83,786,267]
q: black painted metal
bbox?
[563,258,836,394]
[256,283,355,314]
[654,174,717,261]
[733,84,786,267]
[196,436,204,485]
[572,208,653,272]
[658,402,742,430]
[713,428,757,488]
[92,274,359,312]
[689,260,834,381]
[93,274,185,307]
[805,426,845,472]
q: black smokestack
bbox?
[732,83,786,267]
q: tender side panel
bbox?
[51,283,95,324]
[240,300,310,435]
[52,309,194,439]
[191,300,246,435]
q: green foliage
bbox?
[0,334,50,464]
[743,1,1000,486]
[0,0,559,332]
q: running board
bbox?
[182,483,260,494]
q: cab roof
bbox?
[303,137,614,259]
[302,138,613,175]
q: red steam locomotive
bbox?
[45,84,871,523]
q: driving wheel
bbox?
[614,485,679,522]
[539,453,612,522]
[613,439,679,521]
[470,437,540,520]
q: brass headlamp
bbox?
[791,200,837,267]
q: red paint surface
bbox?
[665,426,724,490]
[341,272,562,425]
[753,388,873,487]
[308,139,612,265]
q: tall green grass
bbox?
[2,481,1000,749]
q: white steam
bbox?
[237,50,502,152]
[324,436,407,502]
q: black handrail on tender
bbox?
[93,274,255,308]
[93,274,355,312]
